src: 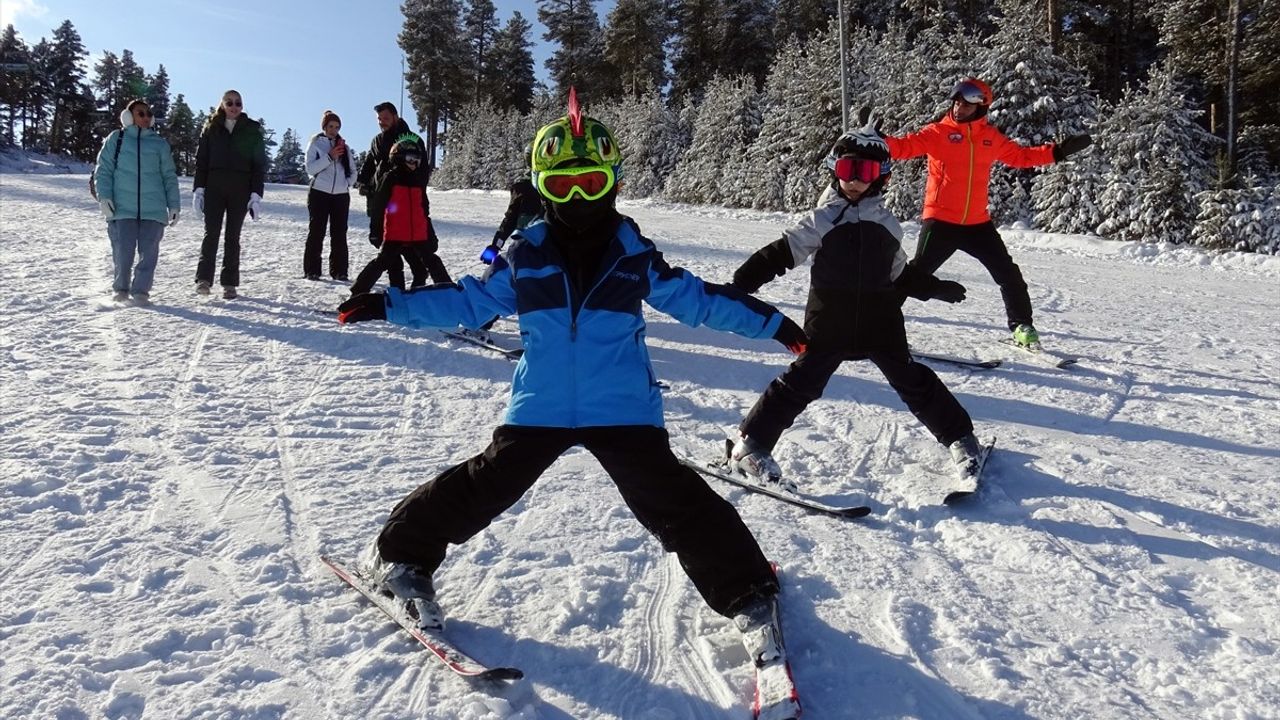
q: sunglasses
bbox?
[401,154,421,165]
[133,109,152,117]
[833,156,882,183]
[224,100,243,107]
[536,165,616,203]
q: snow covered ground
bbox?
[2,172,1278,720]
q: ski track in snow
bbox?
[2,174,1279,720]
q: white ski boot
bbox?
[949,433,982,484]
[729,435,798,493]
[734,594,800,720]
[365,542,444,632]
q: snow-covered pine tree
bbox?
[742,23,841,212]
[1095,63,1217,243]
[594,87,686,198]
[1191,179,1270,252]
[980,0,1098,226]
[663,74,760,205]
[272,129,305,184]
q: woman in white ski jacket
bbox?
[303,110,356,280]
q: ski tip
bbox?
[838,505,874,518]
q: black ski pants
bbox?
[740,346,973,451]
[913,219,1033,331]
[350,241,431,294]
[197,184,250,287]
[304,189,349,278]
[376,425,779,617]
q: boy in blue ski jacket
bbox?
[336,99,806,630]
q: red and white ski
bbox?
[320,556,523,681]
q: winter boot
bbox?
[1012,323,1040,348]
[195,280,211,296]
[222,285,237,300]
[733,594,785,668]
[365,542,444,632]
[949,433,982,483]
[729,435,796,493]
[130,292,151,307]
[112,290,129,303]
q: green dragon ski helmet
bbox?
[530,88,623,178]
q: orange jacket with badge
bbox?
[885,114,1056,225]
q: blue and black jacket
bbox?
[385,216,785,428]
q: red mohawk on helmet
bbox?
[567,86,584,138]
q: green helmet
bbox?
[530,88,622,176]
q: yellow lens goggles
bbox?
[534,164,617,204]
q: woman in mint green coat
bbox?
[94,99,181,305]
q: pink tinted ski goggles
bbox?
[833,156,882,183]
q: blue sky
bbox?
[6,0,594,152]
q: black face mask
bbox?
[545,189,617,232]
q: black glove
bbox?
[932,280,966,303]
[773,315,808,355]
[1052,134,1092,162]
[337,293,387,324]
[356,182,368,197]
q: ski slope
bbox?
[2,172,1278,720]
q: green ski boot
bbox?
[1012,323,1040,348]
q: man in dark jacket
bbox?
[729,127,985,490]
[356,102,430,247]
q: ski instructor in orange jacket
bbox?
[883,77,1091,348]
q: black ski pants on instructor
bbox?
[376,425,780,617]
[913,219,1033,331]
[304,189,349,279]
[740,346,973,451]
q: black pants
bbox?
[913,219,1033,330]
[304,189,349,278]
[740,346,973,450]
[376,425,779,617]
[350,242,446,294]
[197,186,250,287]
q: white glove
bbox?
[193,188,205,213]
[248,192,262,220]
[167,208,180,226]
[99,199,115,220]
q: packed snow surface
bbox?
[2,173,1278,720]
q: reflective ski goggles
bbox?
[951,80,988,105]
[535,164,617,203]
[833,156,883,183]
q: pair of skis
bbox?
[322,555,801,719]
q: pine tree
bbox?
[434,100,535,190]
[258,118,279,173]
[116,49,147,104]
[92,51,120,118]
[664,74,761,205]
[719,0,774,88]
[0,24,33,146]
[742,26,842,211]
[147,65,171,125]
[594,87,686,198]
[165,94,197,175]
[45,20,92,157]
[490,12,537,114]
[773,0,835,44]
[539,0,616,103]
[1095,63,1218,243]
[273,128,306,183]
[669,0,720,103]
[463,0,500,105]
[603,0,669,98]
[400,0,466,166]
[981,0,1099,225]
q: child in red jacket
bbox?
[350,140,450,294]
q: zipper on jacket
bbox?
[962,124,974,224]
[135,128,142,220]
